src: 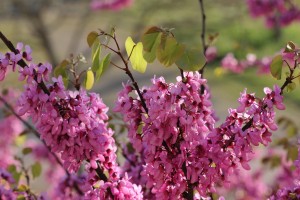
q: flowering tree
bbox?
[0,0,300,199]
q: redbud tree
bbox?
[0,0,300,199]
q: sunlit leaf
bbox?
[85,70,94,90]
[157,36,185,67]
[176,48,206,71]
[31,162,42,179]
[284,41,296,53]
[87,31,98,47]
[270,55,283,80]
[125,37,147,73]
[18,184,28,192]
[14,135,27,147]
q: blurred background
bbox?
[1,0,300,120]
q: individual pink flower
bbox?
[205,46,217,63]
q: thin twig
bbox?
[198,0,207,77]
[0,31,50,95]
[105,32,149,114]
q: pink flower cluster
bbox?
[221,53,272,74]
[0,43,32,81]
[0,43,118,174]
[0,43,144,199]
[80,164,143,199]
[247,0,300,28]
[115,71,285,198]
[115,72,218,198]
[90,0,133,11]
[96,173,143,199]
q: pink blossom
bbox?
[205,46,217,63]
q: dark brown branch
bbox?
[95,161,108,182]
[104,32,149,114]
[125,70,148,113]
[0,31,50,95]
[198,0,207,77]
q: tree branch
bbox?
[198,0,207,77]
[0,31,50,95]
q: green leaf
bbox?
[87,31,99,48]
[91,42,106,81]
[270,155,281,168]
[125,37,147,73]
[275,137,289,149]
[31,162,42,179]
[13,172,22,185]
[176,49,206,71]
[270,55,283,80]
[18,184,28,192]
[22,147,32,155]
[286,82,296,92]
[7,164,17,174]
[54,60,69,88]
[141,27,162,63]
[85,69,94,90]
[7,164,21,185]
[54,60,69,77]
[287,146,298,161]
[143,51,156,63]
[284,41,296,53]
[17,195,26,200]
[287,124,298,138]
[157,36,185,67]
[95,53,111,81]
[91,43,101,73]
[142,26,162,52]
[14,135,27,147]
